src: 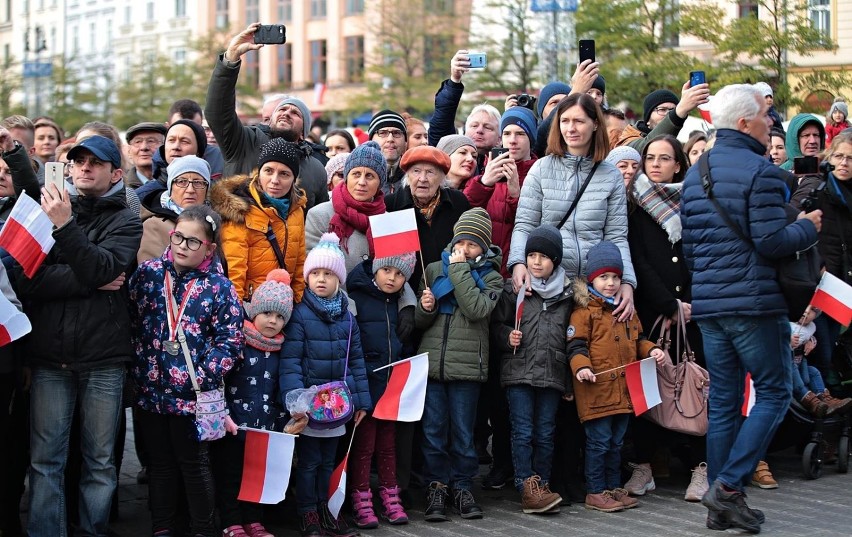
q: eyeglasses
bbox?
[172,178,208,190]
[169,230,209,251]
[830,153,852,164]
[644,154,674,163]
[375,129,404,139]
[130,137,163,147]
[409,167,438,180]
[653,106,676,115]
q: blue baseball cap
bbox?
[67,135,122,169]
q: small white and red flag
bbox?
[515,286,526,328]
[625,358,662,415]
[373,353,428,422]
[698,101,712,124]
[0,193,55,277]
[810,272,852,327]
[369,209,420,259]
[328,426,359,519]
[237,428,296,504]
[0,292,30,346]
[742,372,756,417]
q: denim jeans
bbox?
[698,315,792,491]
[421,380,481,490]
[28,366,125,537]
[583,414,629,493]
[791,356,827,400]
[295,435,339,514]
[506,385,561,490]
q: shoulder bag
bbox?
[307,313,355,430]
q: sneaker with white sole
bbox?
[623,462,655,496]
[684,462,708,502]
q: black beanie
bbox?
[159,119,208,161]
[257,138,302,177]
[642,89,680,124]
[592,75,606,95]
[525,224,563,267]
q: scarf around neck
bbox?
[632,173,683,243]
[243,319,284,352]
[530,266,566,301]
[413,189,441,225]
[587,283,620,308]
[329,180,386,253]
[308,289,345,318]
[160,190,184,216]
[430,250,492,314]
[261,191,291,221]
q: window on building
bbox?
[147,1,154,21]
[662,0,679,47]
[246,0,258,22]
[216,0,229,28]
[424,35,451,76]
[345,0,364,15]
[737,0,758,18]
[174,48,186,64]
[124,6,131,25]
[809,0,831,36]
[310,39,327,83]
[278,0,292,22]
[72,25,79,54]
[106,19,112,47]
[89,22,96,52]
[3,44,9,67]
[3,0,10,23]
[277,43,292,85]
[310,0,327,19]
[345,35,364,82]
[424,0,453,13]
[176,0,186,17]
[244,50,260,88]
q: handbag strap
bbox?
[557,161,601,230]
[168,288,201,393]
[265,225,287,269]
[341,312,353,381]
[672,299,694,364]
[698,152,754,248]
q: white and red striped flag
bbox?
[369,209,420,259]
[0,193,55,277]
[0,292,30,346]
[810,272,852,327]
[698,101,713,124]
[237,428,296,504]
[625,358,662,415]
[372,353,428,422]
[328,425,358,519]
[742,373,756,417]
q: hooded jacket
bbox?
[415,244,503,382]
[211,174,306,302]
[781,114,826,171]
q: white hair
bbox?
[465,104,501,131]
[710,84,762,130]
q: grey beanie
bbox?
[437,134,476,157]
[525,224,563,267]
[372,251,417,282]
[585,240,623,282]
[830,99,848,120]
[167,155,211,192]
[272,97,312,139]
[343,141,388,187]
[605,146,642,167]
[245,269,294,325]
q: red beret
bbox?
[400,145,451,174]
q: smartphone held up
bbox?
[254,24,286,45]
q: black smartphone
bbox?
[254,24,286,45]
[579,40,595,64]
[794,156,819,175]
[689,70,706,87]
[490,147,509,160]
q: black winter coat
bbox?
[16,182,142,370]
[816,174,852,285]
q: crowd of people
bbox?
[0,22,851,537]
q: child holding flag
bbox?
[566,241,664,513]
[345,251,417,528]
[214,269,294,537]
[491,224,572,514]
[279,232,371,537]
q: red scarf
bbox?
[329,180,386,253]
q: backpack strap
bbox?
[698,152,754,247]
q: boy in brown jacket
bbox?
[566,241,664,513]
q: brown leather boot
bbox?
[801,391,828,418]
[520,475,561,514]
[819,390,852,416]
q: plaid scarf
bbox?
[632,173,682,244]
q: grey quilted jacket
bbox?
[507,154,636,287]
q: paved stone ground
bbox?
[24,409,852,536]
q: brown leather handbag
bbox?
[643,301,710,436]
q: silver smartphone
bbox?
[45,162,65,199]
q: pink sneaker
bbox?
[350,489,379,529]
[242,522,274,537]
[222,525,249,537]
[379,485,409,525]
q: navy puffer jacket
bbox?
[681,129,819,319]
[279,291,372,412]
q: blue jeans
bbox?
[28,366,125,537]
[791,356,826,400]
[295,435,339,514]
[698,315,792,491]
[421,380,480,490]
[583,414,629,493]
[506,385,561,490]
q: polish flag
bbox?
[515,287,525,328]
[625,357,662,415]
[0,292,30,346]
[0,193,55,277]
[698,101,712,124]
[328,428,357,519]
[314,83,327,106]
[810,272,852,327]
[369,209,420,259]
[237,428,296,504]
[373,353,428,422]
[742,373,756,417]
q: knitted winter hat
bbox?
[585,240,623,282]
[343,141,388,186]
[643,89,680,124]
[592,74,606,95]
[754,82,773,98]
[166,155,211,193]
[257,138,302,178]
[436,134,476,157]
[452,207,492,254]
[400,145,451,174]
[373,251,417,282]
[304,232,348,285]
[272,97,312,139]
[245,269,294,324]
[830,99,848,120]
[604,146,642,167]
[537,81,572,117]
[368,109,407,139]
[325,152,350,185]
[501,107,538,145]
[525,224,563,267]
[159,119,207,161]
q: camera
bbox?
[515,93,537,112]
[800,161,835,212]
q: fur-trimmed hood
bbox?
[210,174,306,224]
[572,277,592,308]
